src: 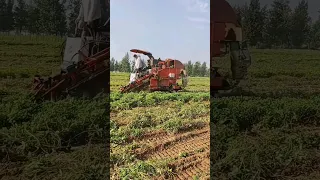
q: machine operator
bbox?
[133,54,145,73]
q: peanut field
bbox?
[110,73,210,179]
[1,34,320,180]
[0,35,109,179]
[212,49,320,179]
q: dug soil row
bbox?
[137,126,210,179]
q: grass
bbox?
[0,34,210,179]
[0,35,109,179]
[110,72,210,179]
[2,34,319,179]
[212,48,320,179]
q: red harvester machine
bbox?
[120,49,188,93]
[32,20,109,101]
[211,0,251,95]
[32,46,109,101]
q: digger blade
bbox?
[120,74,152,93]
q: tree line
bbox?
[110,53,209,77]
[0,0,107,36]
[1,0,318,49]
[234,0,320,49]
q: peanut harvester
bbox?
[120,49,188,93]
[32,19,109,101]
[211,0,252,96]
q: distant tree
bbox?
[200,62,207,77]
[192,61,201,76]
[13,0,27,34]
[26,5,41,34]
[5,0,14,32]
[234,3,249,39]
[290,0,311,48]
[233,5,244,24]
[308,11,320,49]
[110,57,115,71]
[185,60,193,76]
[33,0,67,35]
[52,0,67,36]
[114,60,119,71]
[0,0,14,32]
[0,0,6,32]
[266,0,291,47]
[67,0,81,36]
[259,6,268,46]
[120,53,131,72]
[236,0,317,49]
[244,0,266,46]
[206,68,210,77]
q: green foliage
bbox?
[211,96,320,179]
[0,0,76,36]
[110,57,116,71]
[290,0,311,48]
[213,46,320,179]
[110,56,208,77]
[67,0,81,36]
[185,60,193,76]
[236,0,320,49]
[0,96,108,159]
[211,97,320,129]
[192,61,201,76]
[200,62,207,77]
[110,92,209,110]
[120,53,131,73]
[309,13,320,49]
[110,70,209,179]
[243,0,266,46]
[13,0,27,33]
[0,35,102,179]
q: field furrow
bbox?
[146,129,209,160]
[110,72,210,179]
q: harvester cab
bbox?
[211,0,251,94]
[32,0,110,101]
[129,49,154,81]
[130,49,155,67]
[120,49,188,93]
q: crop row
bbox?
[211,96,320,179]
[211,96,320,129]
[110,72,210,92]
[212,125,320,179]
[0,94,108,161]
[110,92,210,110]
[0,35,63,46]
[110,101,209,144]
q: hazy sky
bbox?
[110,0,210,64]
[227,0,319,21]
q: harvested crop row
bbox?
[110,72,210,180]
[0,94,109,179]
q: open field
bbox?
[212,49,320,179]
[0,35,109,179]
[2,35,320,179]
[110,73,210,179]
